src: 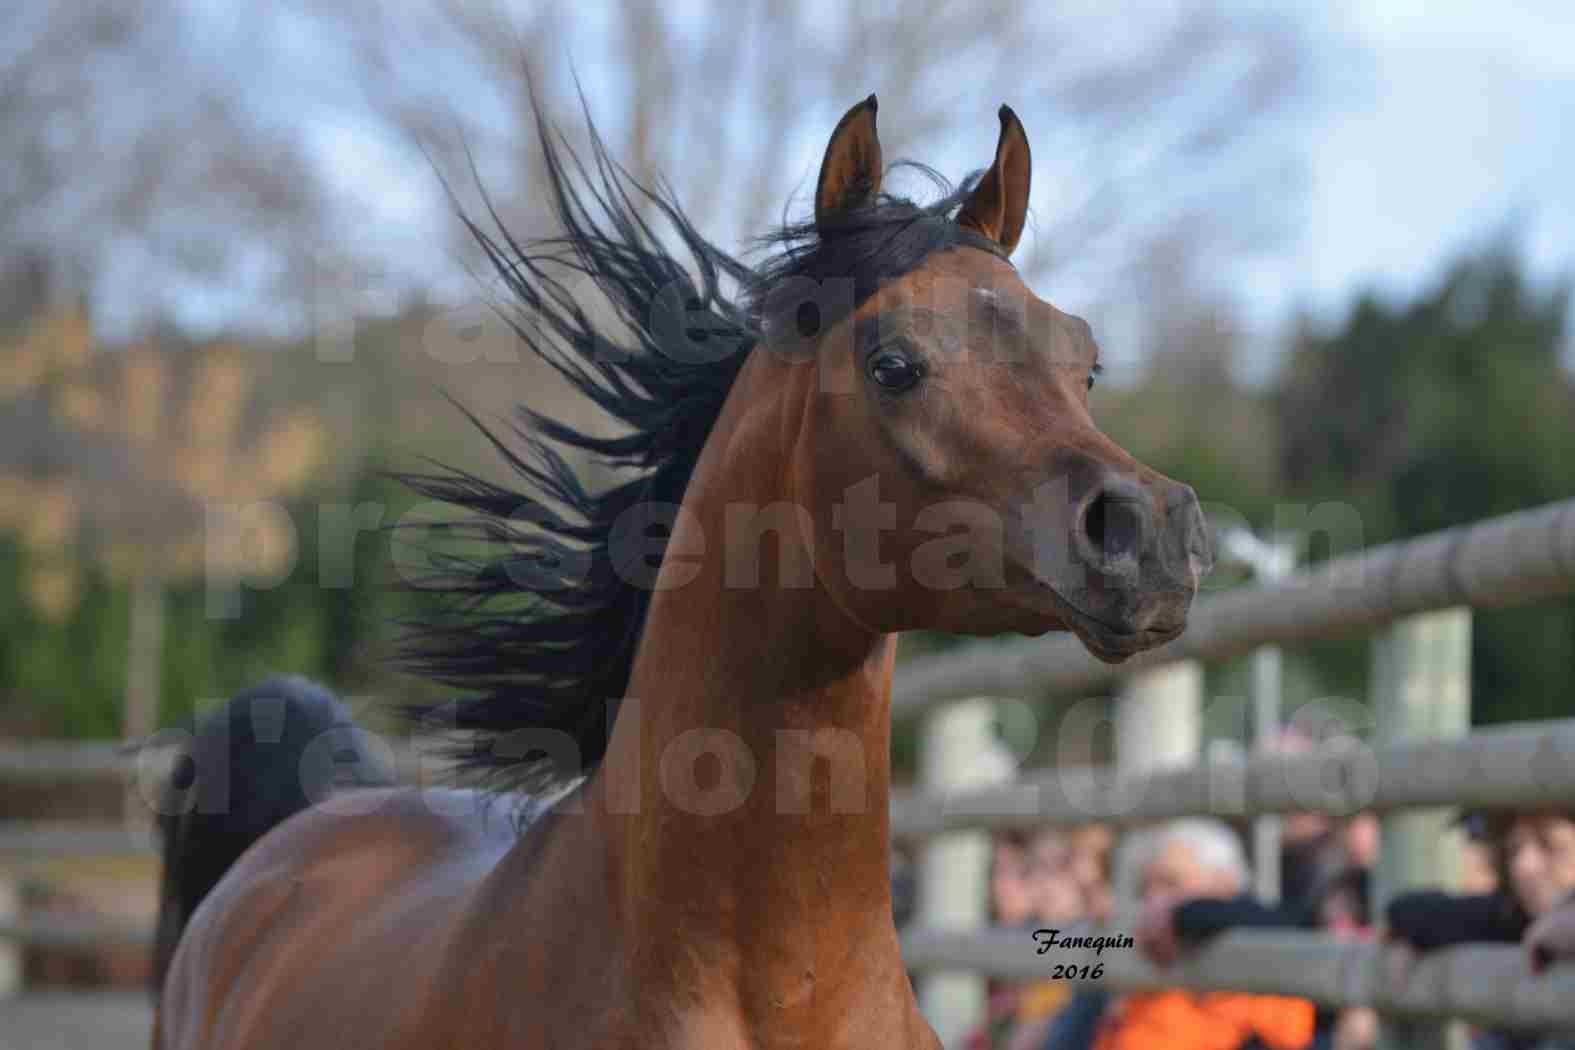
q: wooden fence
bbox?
[896,496,1575,1046]
[4,497,1575,1035]
[0,746,164,996]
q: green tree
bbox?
[1276,248,1575,724]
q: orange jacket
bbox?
[1092,989,1316,1050]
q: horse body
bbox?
[155,96,1210,1049]
[161,788,596,1049]
[165,777,923,1049]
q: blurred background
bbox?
[1,0,1573,1038]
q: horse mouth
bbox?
[1002,560,1187,659]
[1065,609,1186,664]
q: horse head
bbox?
[765,96,1213,662]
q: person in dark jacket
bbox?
[1525,894,1575,973]
[1043,820,1316,1050]
[1386,807,1575,1050]
[1129,863,1374,1050]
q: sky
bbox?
[1237,1,1575,355]
[74,1,1575,386]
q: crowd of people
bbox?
[904,740,1575,1050]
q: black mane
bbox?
[395,102,1006,794]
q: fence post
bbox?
[1372,607,1472,1050]
[1252,636,1284,903]
[1220,529,1298,903]
[915,697,1014,1049]
[1116,662,1203,778]
[0,873,19,998]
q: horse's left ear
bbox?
[957,105,1032,256]
[816,95,883,227]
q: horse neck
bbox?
[588,351,916,1023]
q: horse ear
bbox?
[957,105,1031,256]
[815,95,882,227]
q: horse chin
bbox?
[1002,609,1142,660]
[1016,618,1070,640]
[1064,611,1186,664]
[1073,631,1138,664]
[1005,578,1177,662]
[1007,598,1139,662]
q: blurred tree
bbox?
[0,1,1329,752]
[0,1,349,334]
[1100,293,1282,525]
[313,0,1313,330]
[1276,248,1575,723]
[0,306,328,741]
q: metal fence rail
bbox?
[0,823,157,858]
[891,717,1575,837]
[0,742,149,781]
[895,497,1575,1044]
[0,918,152,950]
[6,498,1575,1029]
[898,715,1575,1030]
[0,740,441,966]
[901,927,1575,1031]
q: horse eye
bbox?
[1087,363,1103,391]
[869,352,922,392]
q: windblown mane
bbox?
[396,102,1003,794]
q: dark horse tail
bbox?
[151,676,395,993]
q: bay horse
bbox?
[153,96,1211,1049]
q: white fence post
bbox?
[1372,607,1472,1050]
[915,698,1014,1049]
[1116,662,1203,777]
[1219,529,1297,905]
[1252,638,1284,903]
[0,873,19,998]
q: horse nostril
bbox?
[1081,486,1145,564]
